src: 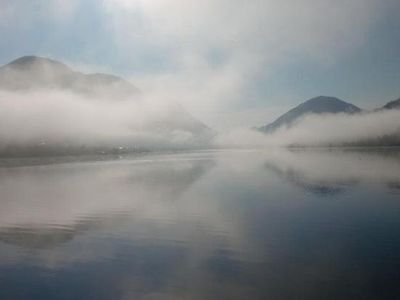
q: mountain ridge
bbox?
[259,96,361,133]
[0,55,139,98]
[0,56,214,154]
[382,98,400,110]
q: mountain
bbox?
[258,96,361,133]
[0,56,214,154]
[382,98,400,110]
[0,56,139,98]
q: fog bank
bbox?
[0,90,211,154]
[1,88,399,154]
[216,109,400,147]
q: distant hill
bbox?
[0,56,139,98]
[382,98,400,110]
[256,95,400,147]
[0,56,214,155]
[258,96,361,133]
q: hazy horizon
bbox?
[0,54,399,151]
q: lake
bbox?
[0,149,399,300]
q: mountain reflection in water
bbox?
[0,150,399,300]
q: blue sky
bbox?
[0,0,399,129]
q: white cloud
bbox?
[216,109,400,147]
[101,0,387,129]
[1,0,397,130]
[0,90,209,150]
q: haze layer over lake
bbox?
[0,149,399,299]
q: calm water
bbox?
[0,149,400,300]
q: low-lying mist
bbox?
[216,109,400,148]
[0,90,211,155]
[0,89,399,155]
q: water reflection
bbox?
[0,153,214,248]
[263,149,400,195]
[0,150,400,299]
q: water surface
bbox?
[0,149,400,300]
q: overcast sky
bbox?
[0,0,399,130]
